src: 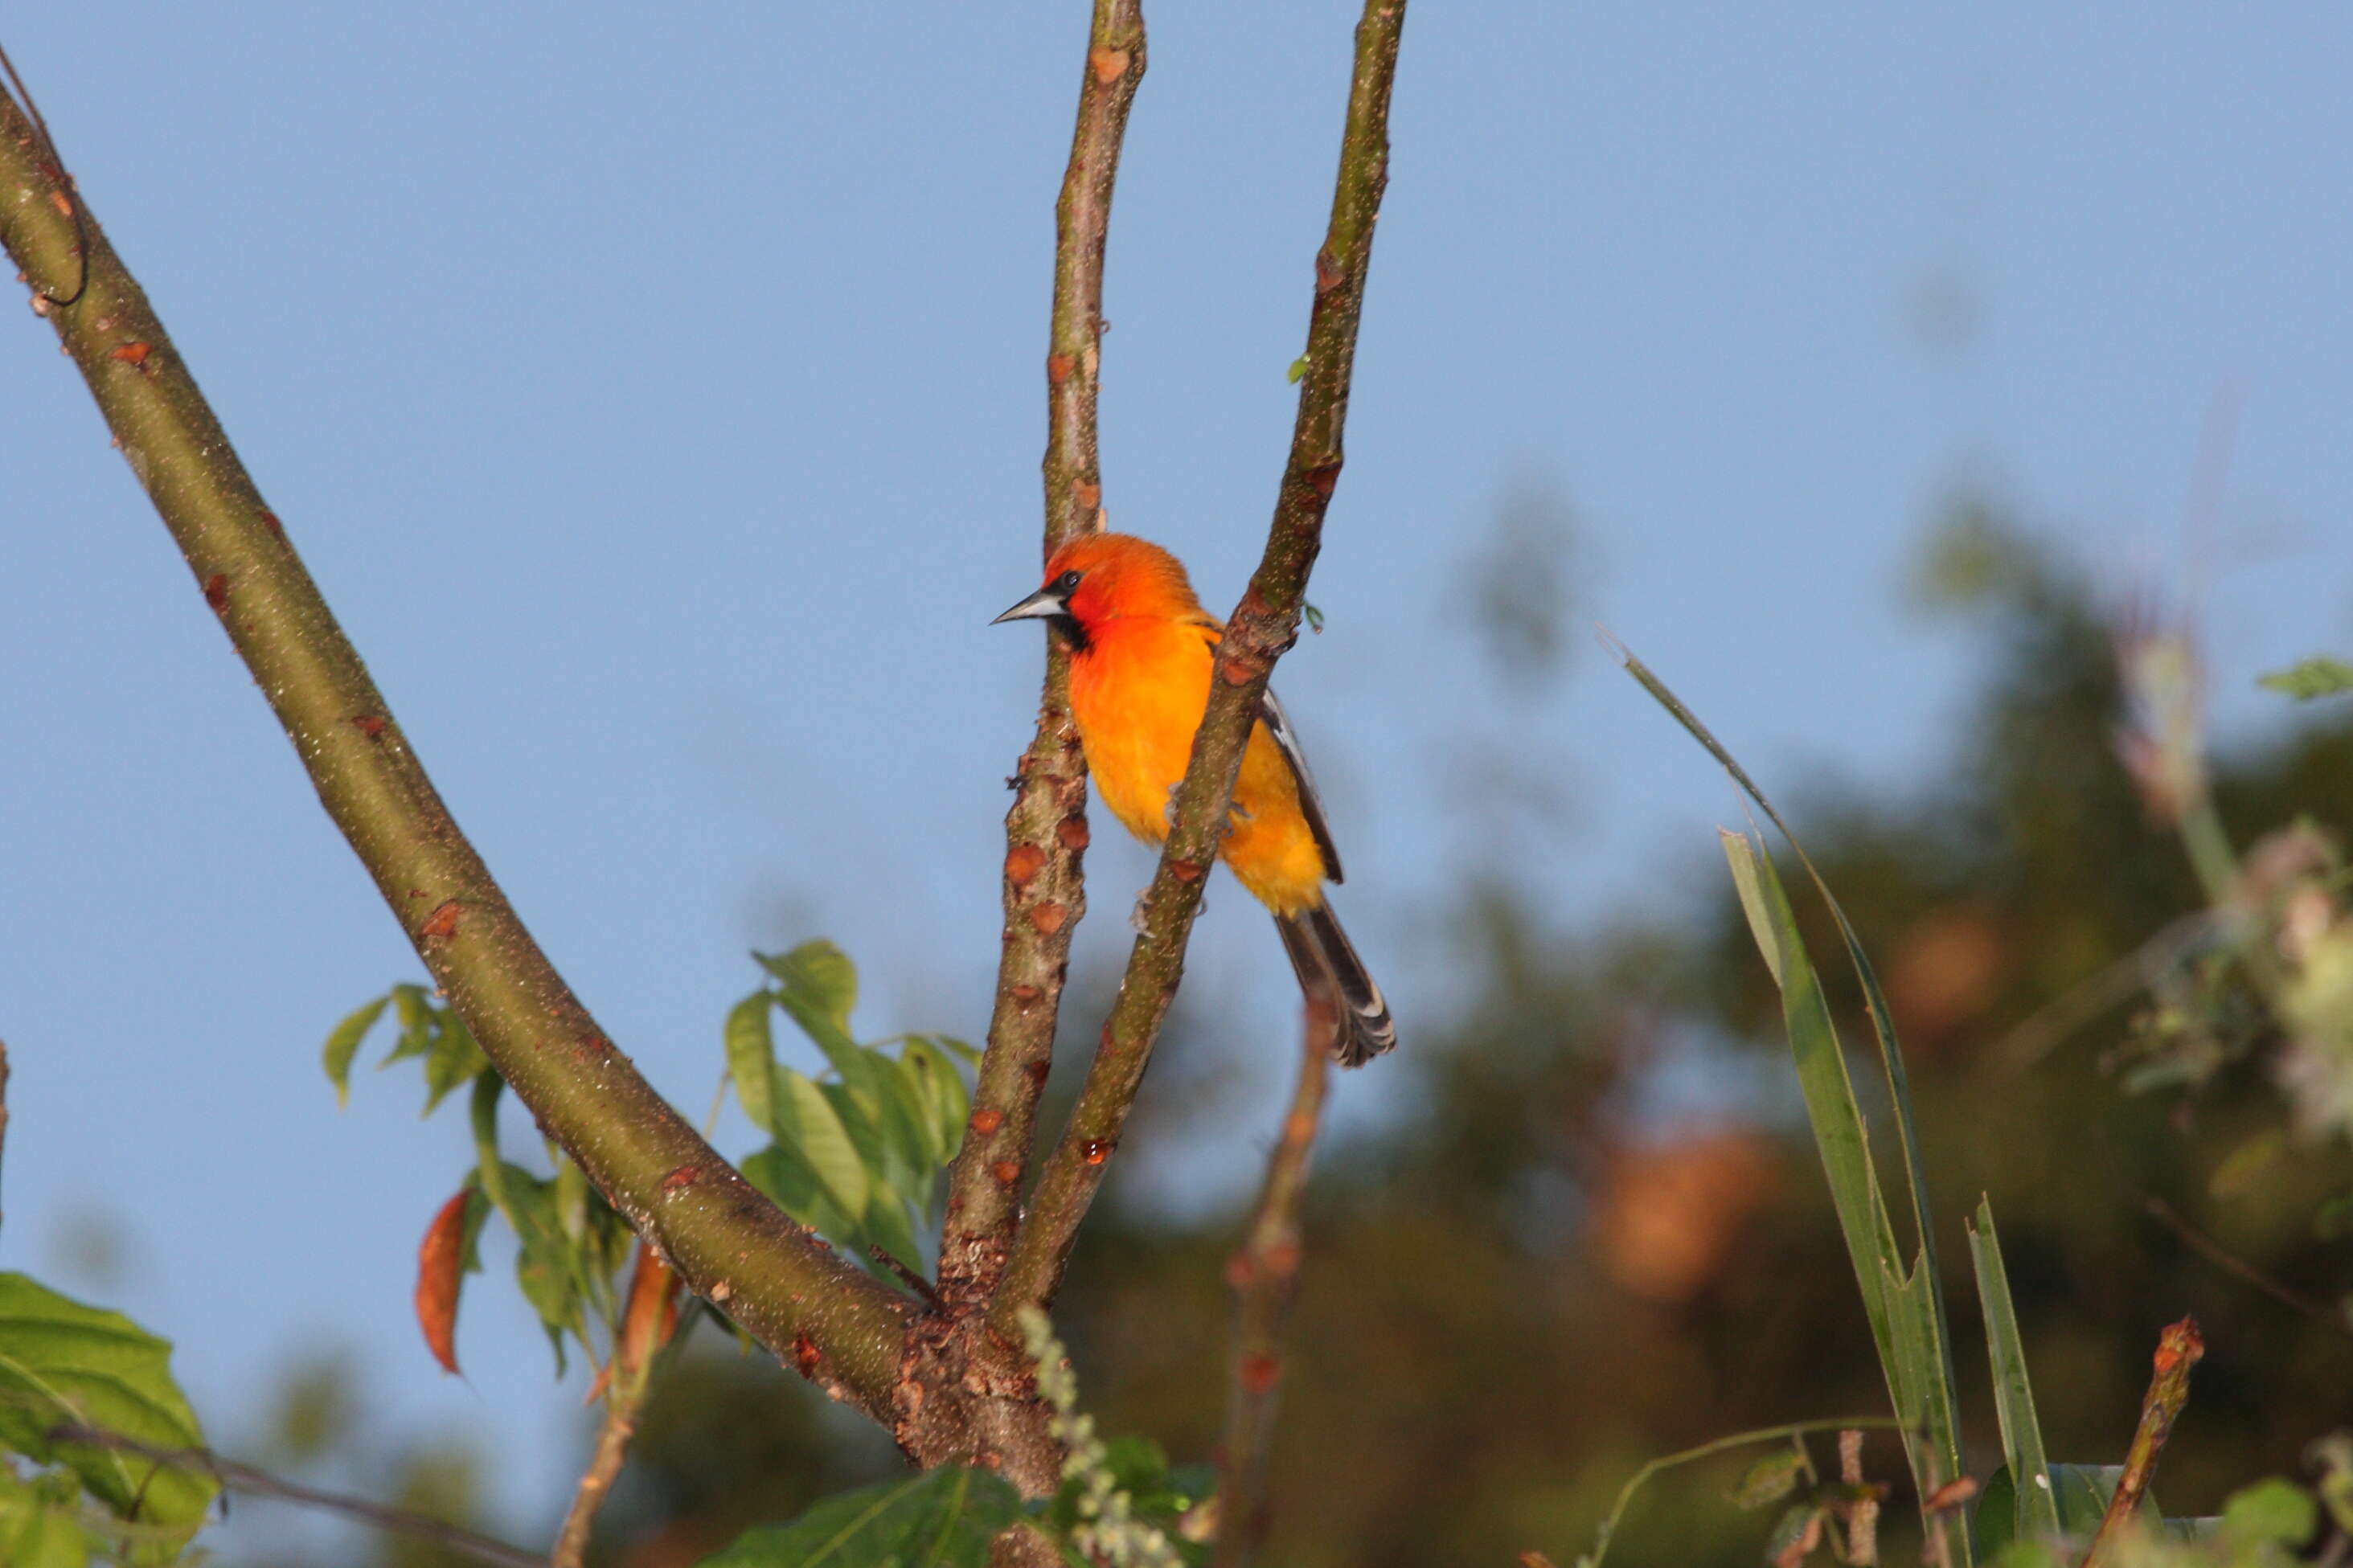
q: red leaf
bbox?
[416,1190,471,1374]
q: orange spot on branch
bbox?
[419,900,461,941]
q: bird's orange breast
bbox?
[1067,617,1330,916]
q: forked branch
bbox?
[995,0,1409,1329]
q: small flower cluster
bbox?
[1016,1304,1187,1568]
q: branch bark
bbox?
[939,0,1147,1305]
[1209,1005,1334,1568]
[994,0,1408,1329]
[1,86,910,1419]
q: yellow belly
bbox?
[1068,621,1328,917]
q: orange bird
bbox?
[994,533,1395,1065]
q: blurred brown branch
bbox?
[1210,1003,1336,1568]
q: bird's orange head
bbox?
[990,533,1206,645]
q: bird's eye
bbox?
[1056,570,1082,592]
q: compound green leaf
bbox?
[697,1466,1022,1568]
[0,1273,215,1534]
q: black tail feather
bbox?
[1274,903,1396,1067]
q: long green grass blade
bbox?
[1969,1197,2060,1545]
[1723,833,1905,1374]
[1627,633,1971,1566]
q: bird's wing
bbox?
[1259,686,1343,883]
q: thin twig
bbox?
[551,1398,636,1568]
[0,77,910,1414]
[2144,1197,2349,1335]
[47,1423,547,1568]
[1208,1004,1335,1568]
[993,0,1410,1333]
[938,0,1146,1304]
[2083,1316,2205,1568]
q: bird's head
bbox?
[990,533,1203,647]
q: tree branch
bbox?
[0,82,910,1418]
[940,0,1147,1303]
[994,0,1408,1329]
[552,1396,636,1568]
[1209,1005,1334,1568]
[47,1423,548,1568]
[2084,1315,2204,1568]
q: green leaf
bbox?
[867,1049,944,1191]
[1727,1448,1806,1510]
[727,992,780,1134]
[498,1165,584,1374]
[422,1009,490,1114]
[2221,1478,2317,1549]
[2258,656,2353,701]
[759,941,859,1044]
[384,982,437,1061]
[741,1145,862,1246]
[0,1273,216,1533]
[904,1038,974,1171]
[322,993,389,1107]
[1967,1199,2058,1545]
[697,1465,1023,1567]
[775,1070,870,1222]
[2211,1129,2285,1199]
[0,1469,96,1568]
[1761,1504,1821,1564]
[861,1187,924,1289]
[932,1037,982,1068]
[1285,354,1309,384]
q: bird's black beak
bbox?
[990,586,1068,626]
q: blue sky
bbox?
[6,2,2352,1549]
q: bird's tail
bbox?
[1274,902,1396,1067]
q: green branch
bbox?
[994,0,1409,1329]
[1,85,911,1416]
[939,0,1147,1303]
